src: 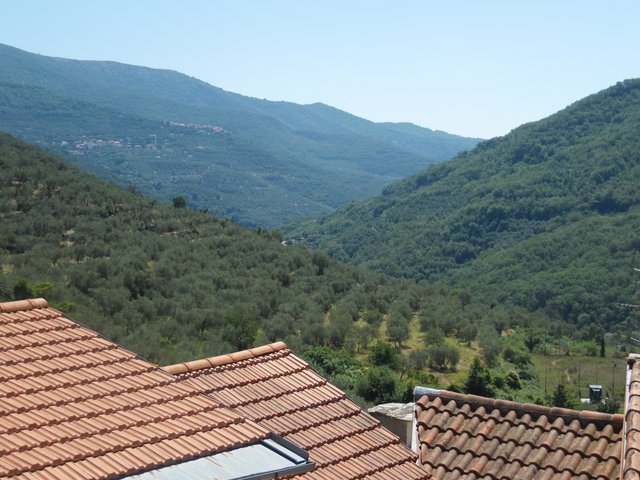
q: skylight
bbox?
[123,436,314,480]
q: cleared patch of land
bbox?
[532,354,626,404]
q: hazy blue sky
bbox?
[2,1,639,138]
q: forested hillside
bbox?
[0,43,479,227]
[288,79,640,329]
[0,133,543,371]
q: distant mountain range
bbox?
[0,43,479,226]
[287,79,640,327]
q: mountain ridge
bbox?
[287,79,640,327]
[0,42,481,226]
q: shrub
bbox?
[463,357,495,397]
[427,343,460,371]
[368,341,400,370]
[356,366,401,404]
[505,370,522,390]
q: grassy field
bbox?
[532,354,627,404]
[351,312,628,406]
[400,317,628,403]
[399,316,479,387]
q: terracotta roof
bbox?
[623,354,640,480]
[0,298,276,479]
[164,343,430,480]
[415,388,624,480]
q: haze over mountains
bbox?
[0,43,479,227]
[288,79,640,328]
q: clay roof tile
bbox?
[228,349,255,362]
[0,298,273,479]
[162,342,292,376]
[0,298,49,314]
[166,344,426,479]
[415,388,624,480]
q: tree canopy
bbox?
[288,80,640,331]
[0,133,538,367]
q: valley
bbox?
[0,45,637,413]
[288,79,640,335]
[0,43,479,227]
[2,132,621,409]
[2,6,639,479]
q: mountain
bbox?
[0,43,480,227]
[287,80,640,327]
[0,132,540,369]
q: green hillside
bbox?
[287,80,640,328]
[0,43,479,227]
[0,133,539,369]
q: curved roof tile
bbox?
[415,389,624,480]
[0,298,273,479]
[166,344,429,480]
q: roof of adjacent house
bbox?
[14,294,638,480]
[414,388,625,480]
[163,342,430,480]
[622,354,640,480]
[0,299,312,480]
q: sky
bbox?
[2,1,639,138]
